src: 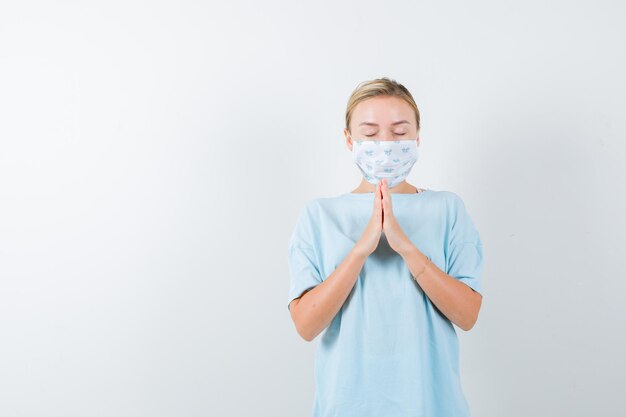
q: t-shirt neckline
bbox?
[342,189,432,199]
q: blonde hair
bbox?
[345,77,420,134]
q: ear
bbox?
[344,128,353,151]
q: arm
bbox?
[289,182,384,342]
[399,245,482,331]
[378,178,482,331]
[289,246,368,342]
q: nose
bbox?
[381,132,396,141]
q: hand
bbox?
[381,178,415,255]
[354,181,383,257]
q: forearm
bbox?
[399,245,482,331]
[290,246,368,341]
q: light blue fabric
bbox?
[287,189,484,417]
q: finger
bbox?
[379,180,384,223]
[381,178,391,213]
[379,181,385,218]
[373,180,382,215]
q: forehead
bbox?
[352,96,414,126]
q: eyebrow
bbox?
[358,120,411,127]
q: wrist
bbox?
[400,244,429,265]
[351,245,370,261]
[398,242,418,258]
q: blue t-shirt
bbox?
[287,189,484,417]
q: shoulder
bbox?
[432,189,464,203]
[298,197,323,216]
[290,199,323,246]
[289,196,342,246]
[426,190,473,222]
[300,194,347,215]
[423,189,466,208]
[293,197,331,227]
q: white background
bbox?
[1,1,625,416]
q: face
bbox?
[344,95,420,152]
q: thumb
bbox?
[374,181,383,217]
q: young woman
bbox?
[287,77,484,417]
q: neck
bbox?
[351,179,418,194]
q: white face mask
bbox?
[351,138,419,188]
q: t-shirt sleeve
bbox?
[287,202,323,311]
[444,193,484,296]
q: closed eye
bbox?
[365,133,406,137]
